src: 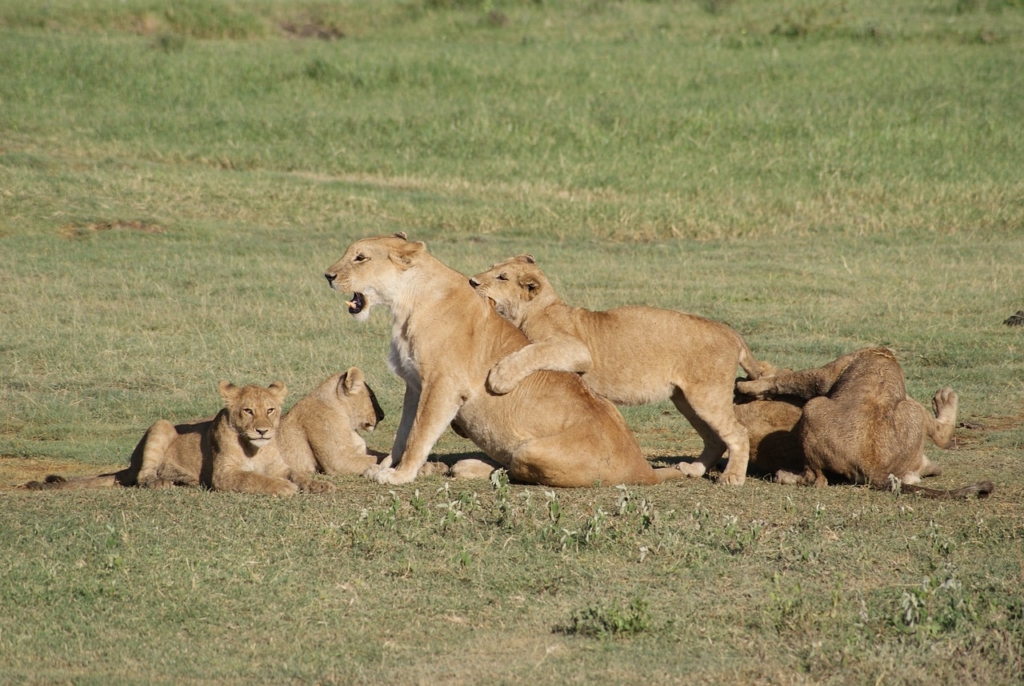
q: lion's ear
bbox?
[518,274,540,299]
[268,381,287,402]
[341,367,365,395]
[516,254,536,264]
[389,240,426,268]
[218,380,239,404]
[393,231,408,241]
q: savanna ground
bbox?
[1,0,1023,683]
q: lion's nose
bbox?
[469,277,480,288]
[325,272,336,285]
[256,428,268,437]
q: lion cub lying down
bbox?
[470,254,762,485]
[324,234,684,488]
[26,370,383,494]
[735,347,994,498]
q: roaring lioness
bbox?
[26,379,353,494]
[323,234,683,487]
[735,347,994,498]
[469,254,761,485]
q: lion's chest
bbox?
[388,329,422,391]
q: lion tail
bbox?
[23,472,123,491]
[899,480,994,500]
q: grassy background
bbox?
[1,0,1023,683]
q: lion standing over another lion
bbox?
[735,347,994,498]
[324,234,685,488]
[469,254,761,485]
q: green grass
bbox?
[1,1,1023,683]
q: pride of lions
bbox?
[27,233,993,500]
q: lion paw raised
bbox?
[932,387,959,420]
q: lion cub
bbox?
[25,379,364,495]
[277,368,385,476]
[470,255,762,485]
[735,347,994,498]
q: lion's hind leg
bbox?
[136,420,179,488]
[670,390,725,479]
[670,388,749,485]
[926,387,958,449]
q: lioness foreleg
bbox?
[487,337,591,395]
[367,384,463,485]
[385,384,421,469]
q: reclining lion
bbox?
[468,254,761,485]
[277,368,386,476]
[323,234,684,487]
[25,371,382,493]
[735,347,994,498]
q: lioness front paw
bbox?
[365,466,417,485]
[719,471,746,486]
[486,364,518,395]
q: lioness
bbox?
[323,234,684,487]
[469,254,761,485]
[26,379,353,494]
[735,347,994,498]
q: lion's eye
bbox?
[244,408,254,416]
[496,273,508,281]
[267,408,275,416]
[354,254,367,263]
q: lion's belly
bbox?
[580,369,676,406]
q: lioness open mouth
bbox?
[346,292,366,315]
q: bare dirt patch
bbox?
[60,220,165,239]
[279,19,344,41]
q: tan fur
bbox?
[277,368,385,476]
[469,254,761,485]
[735,348,993,498]
[324,234,684,487]
[25,380,351,494]
[733,397,807,477]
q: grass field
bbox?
[2,1,1023,683]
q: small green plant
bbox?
[557,597,652,638]
[545,489,561,524]
[895,571,978,635]
[374,491,402,530]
